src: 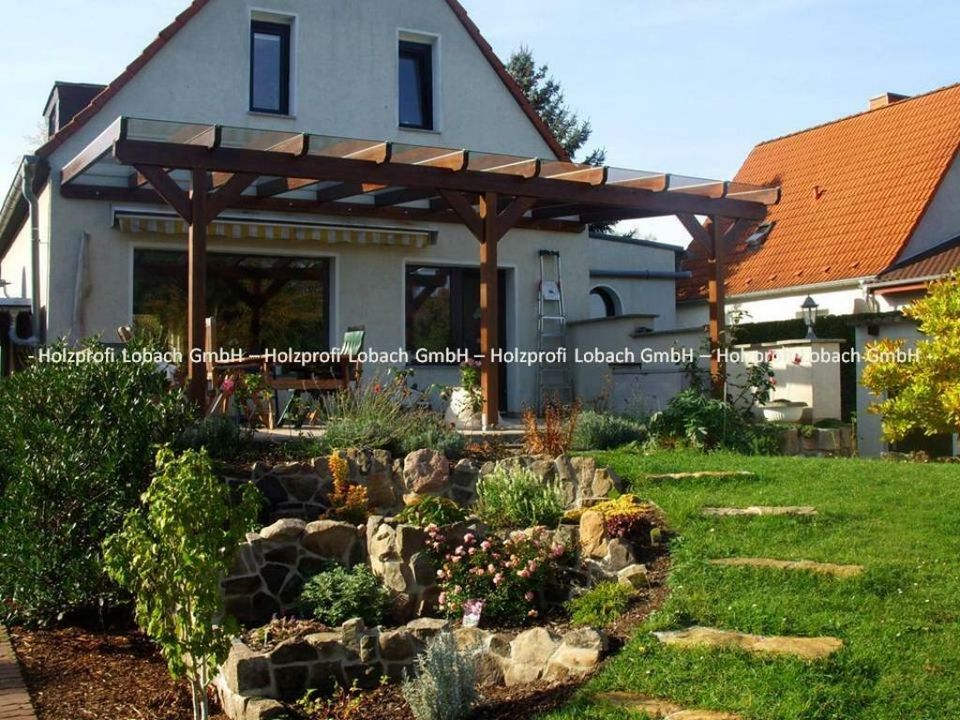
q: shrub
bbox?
[572,411,647,451]
[402,631,476,720]
[566,581,635,627]
[591,494,663,541]
[0,337,193,624]
[522,398,580,456]
[647,388,780,455]
[103,448,260,720]
[475,466,565,530]
[326,453,369,524]
[298,563,389,627]
[429,526,570,626]
[319,373,463,458]
[176,415,245,459]
[396,496,469,528]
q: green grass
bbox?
[543,450,960,720]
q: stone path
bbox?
[646,471,756,483]
[0,626,37,720]
[598,692,742,719]
[653,626,843,661]
[710,557,863,578]
[702,505,818,517]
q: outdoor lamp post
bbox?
[801,296,819,339]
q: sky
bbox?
[1,0,958,245]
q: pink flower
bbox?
[464,533,476,544]
[438,592,447,606]
[493,573,504,585]
[487,564,496,573]
[518,569,531,579]
[426,524,438,534]
[524,592,535,602]
[468,547,477,555]
[480,540,492,551]
[437,569,446,579]
[220,377,236,395]
[455,546,465,555]
[528,609,539,618]
[451,555,462,563]
[551,545,565,558]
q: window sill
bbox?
[398,125,442,136]
[249,110,297,120]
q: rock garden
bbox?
[214,448,666,720]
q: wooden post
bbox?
[707,216,725,399]
[479,192,500,429]
[187,169,209,406]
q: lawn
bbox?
[544,450,960,720]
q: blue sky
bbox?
[1,0,958,243]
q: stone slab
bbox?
[701,506,818,517]
[598,692,741,719]
[710,558,863,578]
[652,626,842,660]
[645,471,756,482]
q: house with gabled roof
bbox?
[0,0,773,419]
[679,84,960,455]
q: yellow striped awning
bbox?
[113,211,436,248]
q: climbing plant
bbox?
[104,448,260,720]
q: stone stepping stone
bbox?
[701,506,818,517]
[652,626,842,660]
[646,471,756,482]
[710,557,863,578]
[598,692,741,719]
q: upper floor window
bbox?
[250,20,291,114]
[399,40,434,130]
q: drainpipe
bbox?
[11,156,43,346]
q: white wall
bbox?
[899,151,960,261]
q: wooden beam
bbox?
[392,147,468,171]
[134,164,192,222]
[468,156,541,178]
[608,173,669,191]
[187,169,209,406]
[440,189,482,238]
[541,162,608,185]
[479,191,500,429]
[58,184,594,234]
[111,139,770,219]
[208,173,259,219]
[676,213,712,253]
[375,188,439,207]
[494,196,536,239]
[707,215,725,398]
[61,117,126,186]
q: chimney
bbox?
[869,92,910,111]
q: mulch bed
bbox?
[8,552,669,720]
[8,621,225,720]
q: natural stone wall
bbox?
[779,426,855,457]
[216,618,607,720]
[223,519,367,625]
[477,454,624,509]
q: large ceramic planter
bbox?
[760,401,806,423]
[444,387,483,430]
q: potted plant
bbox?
[443,359,484,430]
[759,398,807,423]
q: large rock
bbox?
[221,643,272,695]
[579,510,608,558]
[510,627,560,666]
[403,449,450,494]
[259,518,306,542]
[618,563,649,589]
[302,520,361,563]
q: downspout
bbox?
[11,155,42,346]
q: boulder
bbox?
[259,518,306,542]
[221,642,271,695]
[579,510,608,558]
[510,627,560,666]
[406,617,451,644]
[302,520,361,562]
[618,563,649,589]
[605,538,637,573]
[403,449,450,494]
[379,629,416,662]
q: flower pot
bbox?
[444,387,483,430]
[760,401,806,423]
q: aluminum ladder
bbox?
[537,249,573,412]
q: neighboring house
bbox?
[0,0,696,414]
[679,84,960,455]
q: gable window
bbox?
[250,20,291,114]
[399,40,434,130]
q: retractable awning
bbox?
[60,116,780,424]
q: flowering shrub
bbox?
[591,495,662,541]
[326,453,369,524]
[427,526,570,626]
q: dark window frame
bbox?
[250,20,291,115]
[398,40,435,130]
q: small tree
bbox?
[862,272,960,442]
[104,448,260,720]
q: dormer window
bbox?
[399,40,435,130]
[250,20,291,115]
[745,221,775,248]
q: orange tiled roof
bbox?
[678,83,960,301]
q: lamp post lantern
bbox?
[801,296,819,339]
